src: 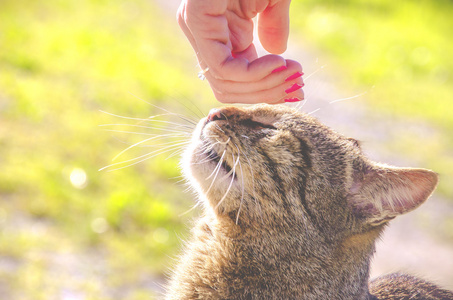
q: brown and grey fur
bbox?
[166,104,452,299]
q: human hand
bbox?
[177,0,304,104]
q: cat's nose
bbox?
[206,108,227,123]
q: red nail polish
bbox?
[285,83,304,94]
[285,72,304,82]
[271,65,287,73]
[284,98,301,103]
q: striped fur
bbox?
[166,104,448,299]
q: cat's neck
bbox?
[195,213,378,299]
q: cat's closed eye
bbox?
[240,119,276,131]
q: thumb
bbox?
[257,0,291,54]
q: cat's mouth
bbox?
[205,148,233,175]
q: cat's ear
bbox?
[348,162,438,226]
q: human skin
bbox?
[177,0,304,104]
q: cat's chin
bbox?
[190,144,237,188]
[205,148,233,174]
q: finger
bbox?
[212,80,304,104]
[177,2,201,57]
[206,59,302,94]
[198,41,286,81]
[226,10,254,53]
[211,76,304,103]
[178,0,293,88]
[257,0,291,54]
[231,43,258,63]
[210,71,305,104]
[182,3,284,81]
[180,0,233,70]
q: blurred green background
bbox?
[0,0,452,299]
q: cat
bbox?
[165,104,453,299]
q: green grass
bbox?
[1,0,452,298]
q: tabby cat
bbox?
[165,104,452,299]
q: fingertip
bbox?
[258,28,289,54]
[285,89,305,102]
[284,97,303,103]
[248,54,287,77]
[271,65,287,73]
[257,0,290,54]
[220,54,286,81]
[284,59,303,72]
[262,35,288,54]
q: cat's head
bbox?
[183,104,437,240]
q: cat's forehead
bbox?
[244,105,359,149]
[247,103,297,116]
[245,104,322,131]
[246,104,310,123]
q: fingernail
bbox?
[231,51,237,58]
[285,71,304,82]
[271,65,287,73]
[285,83,304,94]
[284,98,301,103]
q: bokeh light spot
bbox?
[153,227,169,244]
[69,168,87,189]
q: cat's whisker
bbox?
[234,144,245,225]
[215,152,238,211]
[99,141,190,171]
[307,108,321,115]
[176,98,206,121]
[140,139,191,149]
[127,92,200,125]
[101,111,195,132]
[140,141,189,151]
[304,65,326,82]
[202,134,221,140]
[214,123,225,134]
[106,128,192,138]
[192,145,222,164]
[101,128,191,136]
[215,137,231,145]
[193,153,220,165]
[221,149,240,180]
[164,148,187,161]
[295,92,311,111]
[329,90,369,104]
[100,110,156,122]
[192,144,223,164]
[205,150,227,195]
[111,134,189,162]
[137,90,207,121]
[196,139,224,158]
[303,65,325,81]
[178,201,203,217]
[206,150,226,180]
[100,122,191,131]
[168,174,186,182]
[141,119,195,130]
[192,143,211,155]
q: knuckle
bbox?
[176,6,185,24]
